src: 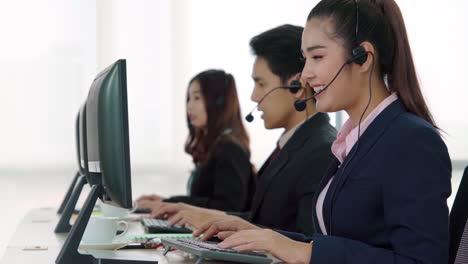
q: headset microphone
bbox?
[294,96,311,112]
[245,112,254,122]
[294,47,368,112]
[245,80,302,122]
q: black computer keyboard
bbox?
[141,218,192,234]
[161,238,272,264]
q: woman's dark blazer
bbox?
[165,135,255,212]
[282,100,452,264]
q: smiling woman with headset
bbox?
[193,0,452,263]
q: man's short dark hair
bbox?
[250,24,304,84]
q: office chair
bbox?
[449,165,468,264]
[454,219,468,264]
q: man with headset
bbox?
[150,24,337,235]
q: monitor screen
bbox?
[85,59,132,209]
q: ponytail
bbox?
[308,0,438,128]
[374,0,437,128]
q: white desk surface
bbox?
[1,207,220,264]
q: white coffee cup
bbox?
[99,201,137,218]
[81,216,129,245]
[100,203,128,218]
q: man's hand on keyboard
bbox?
[193,218,260,241]
[167,209,234,229]
[136,199,163,211]
[150,202,212,218]
[136,194,165,203]
[150,202,191,218]
[150,202,226,226]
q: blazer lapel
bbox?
[249,149,289,218]
[320,100,406,234]
[311,158,340,234]
[250,113,330,220]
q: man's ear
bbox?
[293,86,306,100]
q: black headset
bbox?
[215,72,234,108]
[245,79,302,122]
[327,0,374,236]
[350,0,368,66]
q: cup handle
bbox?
[115,221,129,239]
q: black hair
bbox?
[185,69,250,164]
[249,24,304,84]
[307,0,437,128]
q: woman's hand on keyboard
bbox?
[218,229,312,264]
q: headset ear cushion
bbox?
[351,46,368,65]
[289,80,301,94]
[290,87,299,93]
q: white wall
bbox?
[0,0,96,170]
[398,1,468,161]
[0,0,467,174]
[96,0,177,169]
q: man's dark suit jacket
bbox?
[248,112,337,235]
[165,135,255,212]
[281,100,452,264]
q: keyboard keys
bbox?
[143,218,181,228]
[175,239,267,257]
[141,218,192,234]
[161,238,272,264]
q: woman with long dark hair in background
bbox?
[137,69,255,212]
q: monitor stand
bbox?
[57,171,81,214]
[55,175,87,233]
[55,183,157,264]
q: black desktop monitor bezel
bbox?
[85,59,132,209]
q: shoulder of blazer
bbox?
[324,99,445,202]
[352,99,440,156]
[283,112,337,153]
[379,110,446,156]
[388,110,440,137]
[206,135,250,163]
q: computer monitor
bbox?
[86,58,132,208]
[56,59,152,264]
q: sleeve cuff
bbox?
[310,234,345,264]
